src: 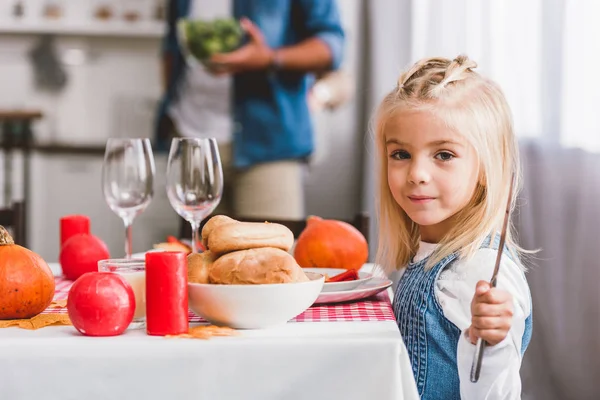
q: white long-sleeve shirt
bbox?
[413,241,532,400]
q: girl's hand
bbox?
[467,281,514,346]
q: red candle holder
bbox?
[145,251,188,336]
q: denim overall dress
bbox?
[393,236,533,399]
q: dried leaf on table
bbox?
[29,314,71,329]
[0,313,71,330]
[192,325,238,337]
[0,319,21,328]
[49,299,68,308]
[165,325,238,340]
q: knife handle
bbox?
[470,337,486,382]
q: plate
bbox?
[302,268,373,292]
[313,277,393,305]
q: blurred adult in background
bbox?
[156,0,345,220]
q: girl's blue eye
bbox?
[435,151,454,161]
[391,150,411,160]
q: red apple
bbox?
[67,272,135,336]
[60,234,110,281]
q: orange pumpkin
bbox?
[294,216,368,271]
[0,226,55,320]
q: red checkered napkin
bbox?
[47,277,396,322]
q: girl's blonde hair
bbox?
[375,55,524,274]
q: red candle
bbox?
[145,251,188,336]
[60,215,90,249]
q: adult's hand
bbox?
[208,17,274,75]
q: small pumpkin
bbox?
[294,216,368,271]
[0,225,55,320]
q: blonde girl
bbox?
[375,55,532,399]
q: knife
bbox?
[470,172,516,383]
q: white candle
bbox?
[97,259,147,324]
[119,271,146,321]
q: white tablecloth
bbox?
[0,264,419,400]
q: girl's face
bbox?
[385,110,480,243]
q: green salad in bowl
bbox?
[178,18,244,67]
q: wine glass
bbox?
[102,138,155,258]
[166,138,223,253]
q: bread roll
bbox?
[201,215,237,248]
[209,247,309,284]
[187,251,217,284]
[208,222,294,255]
[153,242,191,253]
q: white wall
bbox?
[0,0,364,260]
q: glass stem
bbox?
[190,220,199,253]
[124,220,133,258]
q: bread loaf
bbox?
[187,250,217,284]
[208,221,294,255]
[209,247,309,284]
[201,215,237,248]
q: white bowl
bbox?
[187,273,325,329]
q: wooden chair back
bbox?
[0,201,26,246]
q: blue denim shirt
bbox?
[393,236,533,399]
[157,0,345,168]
